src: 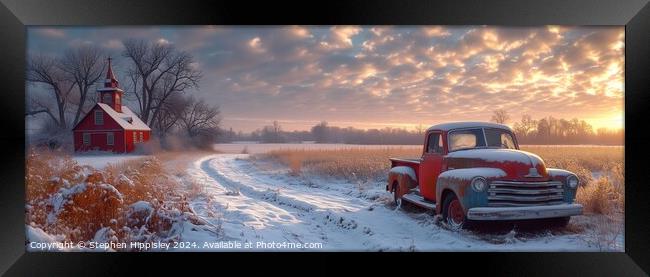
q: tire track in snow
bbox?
[188,155,328,247]
[200,158,319,213]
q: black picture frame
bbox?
[1,0,648,275]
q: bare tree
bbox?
[122,39,201,129]
[26,54,76,129]
[513,114,537,137]
[415,124,425,135]
[491,109,510,124]
[60,45,106,126]
[148,52,202,127]
[124,67,142,114]
[179,96,221,138]
[122,39,168,121]
[153,94,190,137]
[537,118,551,142]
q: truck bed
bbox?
[389,157,420,165]
[389,157,435,208]
[389,157,420,183]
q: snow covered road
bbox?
[183,154,613,251]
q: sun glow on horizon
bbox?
[586,114,624,131]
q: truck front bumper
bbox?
[466,203,583,221]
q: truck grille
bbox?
[488,180,565,207]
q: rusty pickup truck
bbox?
[387,122,583,229]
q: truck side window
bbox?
[426,133,442,154]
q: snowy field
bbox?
[55,144,621,251]
[181,153,623,251]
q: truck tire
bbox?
[442,193,471,230]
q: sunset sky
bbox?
[27,26,624,132]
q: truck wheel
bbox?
[393,182,402,207]
[442,193,468,230]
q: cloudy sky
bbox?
[27,26,624,132]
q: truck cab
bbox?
[387,122,583,229]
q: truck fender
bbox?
[387,166,417,198]
[546,168,574,180]
[434,168,506,214]
[547,168,579,202]
[435,174,469,214]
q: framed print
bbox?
[0,0,649,275]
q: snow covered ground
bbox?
[73,153,148,169]
[182,154,623,251]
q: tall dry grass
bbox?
[520,146,623,172]
[260,147,421,181]
[25,147,201,249]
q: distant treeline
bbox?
[511,115,623,145]
[218,116,623,145]
[218,121,422,144]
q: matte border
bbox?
[0,0,648,275]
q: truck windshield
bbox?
[484,128,516,149]
[448,128,516,152]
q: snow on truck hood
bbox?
[445,149,547,179]
[439,168,507,181]
[447,149,543,166]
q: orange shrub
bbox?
[25,148,198,249]
[576,176,622,214]
[53,174,124,241]
[26,148,89,227]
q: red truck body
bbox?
[387,122,582,229]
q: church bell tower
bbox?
[97,57,123,113]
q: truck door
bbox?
[419,131,444,201]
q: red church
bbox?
[73,58,151,153]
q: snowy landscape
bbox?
[182,153,621,251]
[24,26,625,252]
[26,144,624,252]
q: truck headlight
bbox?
[471,177,487,192]
[567,175,579,188]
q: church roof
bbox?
[96,103,151,131]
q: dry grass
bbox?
[576,176,624,214]
[569,213,624,251]
[25,149,89,230]
[520,146,623,171]
[259,147,421,181]
[152,149,218,177]
[25,147,202,249]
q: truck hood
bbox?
[444,148,548,181]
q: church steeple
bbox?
[98,57,123,113]
[105,57,119,88]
